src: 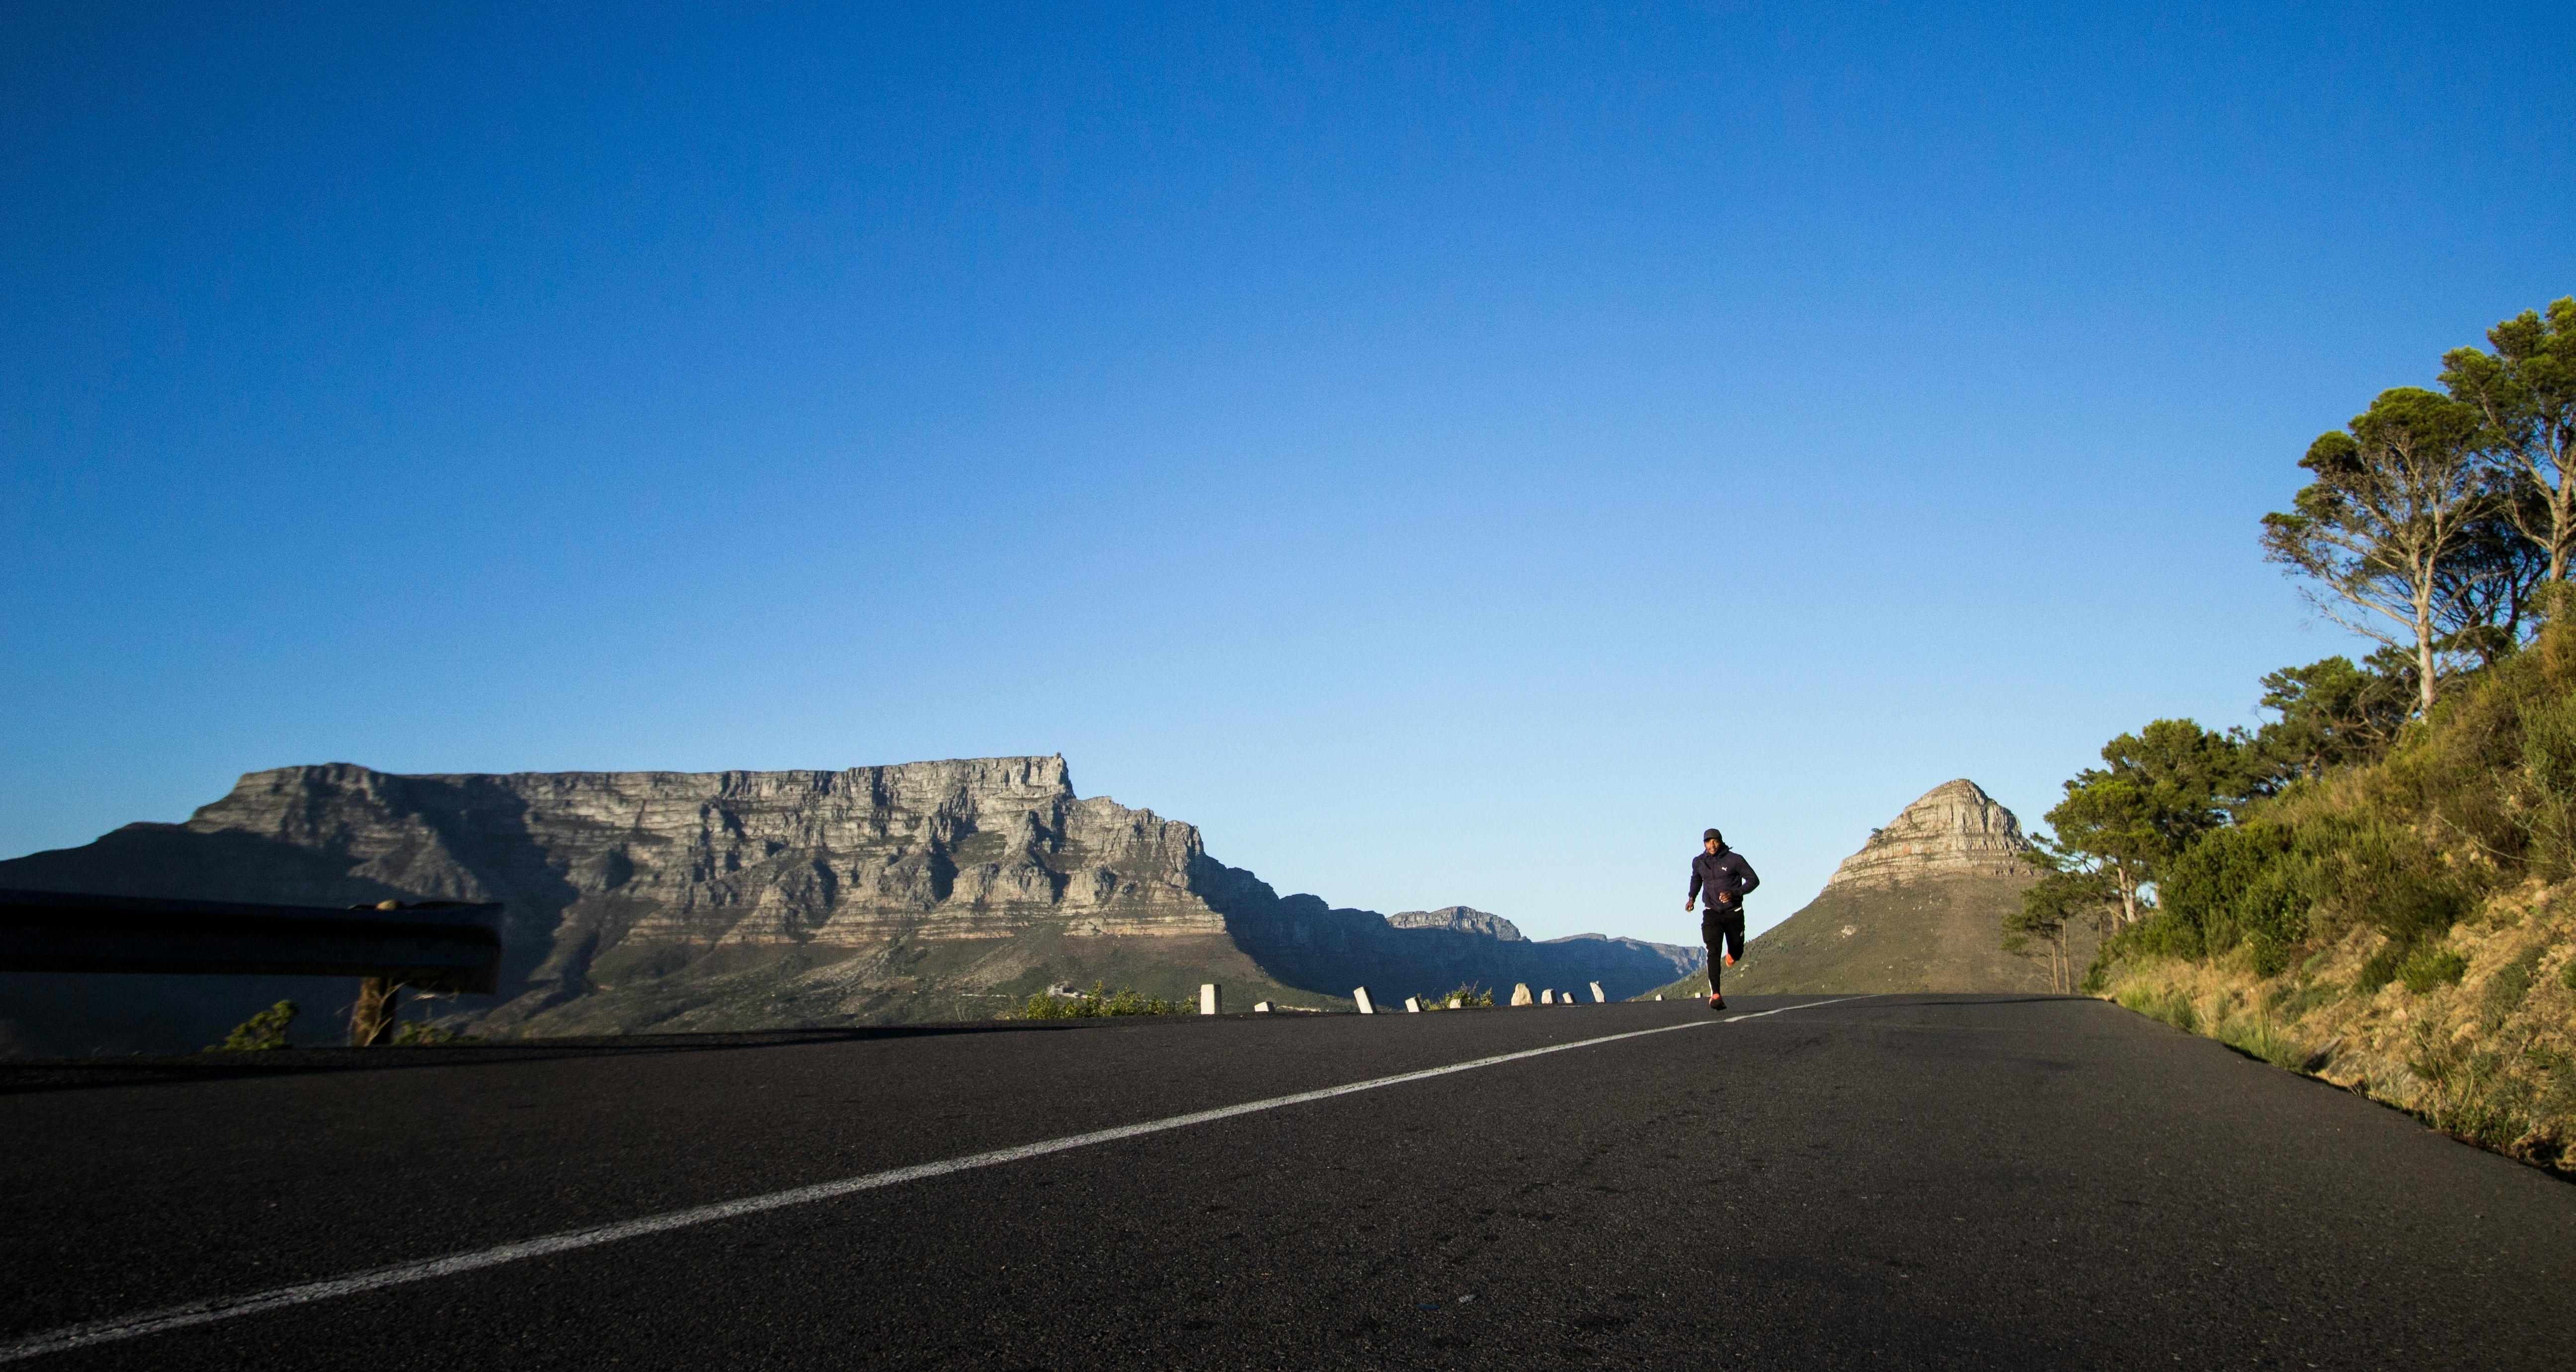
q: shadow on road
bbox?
[0,1016,1156,1095]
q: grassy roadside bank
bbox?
[2096,881,2576,1176]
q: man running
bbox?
[1686,827,1759,1010]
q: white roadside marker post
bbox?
[1539,989,1553,1004]
[1404,996,1421,1013]
[1448,996,1461,1009]
[1200,984,1221,1016]
[1354,988,1376,1015]
[1511,984,1533,1006]
[1590,982,1606,1003]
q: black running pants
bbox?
[1702,907,1745,989]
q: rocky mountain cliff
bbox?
[1652,779,2078,997]
[1820,779,2032,890]
[0,758,1700,1053]
[1386,907,1524,940]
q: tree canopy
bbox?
[2442,297,2576,580]
[2261,386,2495,715]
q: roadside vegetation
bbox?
[1015,983,1197,1019]
[207,999,297,1051]
[2012,297,2576,1174]
[1417,984,1497,1008]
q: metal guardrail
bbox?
[0,889,505,994]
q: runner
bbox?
[1686,827,1759,1010]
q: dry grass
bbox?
[2102,879,2576,1174]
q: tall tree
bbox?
[2260,386,2493,715]
[2442,298,2576,580]
[2038,719,2249,926]
[2003,870,2087,994]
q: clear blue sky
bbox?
[5,2,2571,945]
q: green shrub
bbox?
[2562,959,2576,991]
[2399,946,2469,994]
[207,1000,297,1052]
[2298,811,2475,950]
[2161,824,2308,969]
[392,1020,464,1046]
[1421,984,1495,1008]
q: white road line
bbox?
[1,995,1870,1363]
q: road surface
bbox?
[1,994,2569,1368]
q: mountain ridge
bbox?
[0,757,1701,1053]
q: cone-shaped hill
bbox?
[1651,779,2090,996]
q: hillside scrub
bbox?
[1015,983,1196,1019]
[2104,886,2576,1171]
[2088,624,2576,1173]
[2063,295,2576,1176]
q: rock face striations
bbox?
[1385,907,1525,941]
[0,758,1701,1053]
[1656,779,2077,997]
[1820,779,2033,890]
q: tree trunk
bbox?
[2415,593,2439,716]
[2554,489,2574,583]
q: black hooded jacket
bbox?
[1689,847,1760,910]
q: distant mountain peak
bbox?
[1386,906,1526,941]
[1821,779,2031,892]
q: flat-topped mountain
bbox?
[0,758,1700,1053]
[1653,779,2079,997]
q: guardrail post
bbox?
[1511,983,1532,1006]
[1200,983,1220,1015]
[1354,987,1376,1014]
[1403,996,1421,1013]
[1590,982,1606,1003]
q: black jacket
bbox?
[1690,848,1760,909]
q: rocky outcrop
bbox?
[0,758,1701,1052]
[1820,779,2032,891]
[1387,907,1525,941]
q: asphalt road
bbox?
[1,994,2569,1369]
